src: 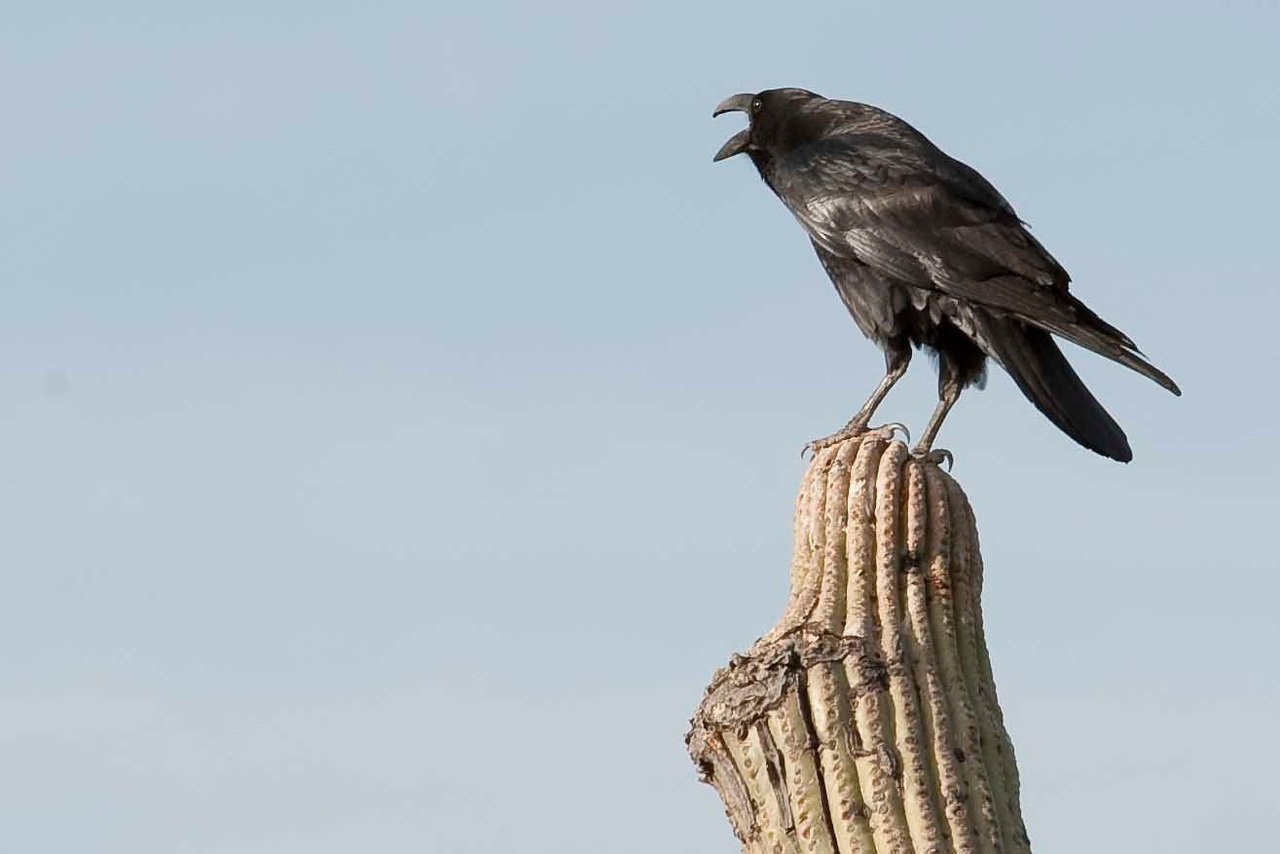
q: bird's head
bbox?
[712,87,827,170]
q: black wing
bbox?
[774,136,1179,394]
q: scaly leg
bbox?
[912,365,963,467]
[804,345,911,456]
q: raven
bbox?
[713,88,1179,462]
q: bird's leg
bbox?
[912,367,963,466]
[804,346,911,456]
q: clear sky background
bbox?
[3,3,1278,852]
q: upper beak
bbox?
[712,93,754,162]
[712,93,754,117]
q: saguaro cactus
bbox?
[687,432,1030,854]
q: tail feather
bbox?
[949,276,1182,396]
[1035,296,1182,397]
[975,312,1134,462]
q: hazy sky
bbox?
[3,3,1278,852]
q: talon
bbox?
[912,447,954,470]
[799,439,826,460]
[872,422,911,444]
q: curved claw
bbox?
[912,447,954,471]
[871,422,911,444]
[801,439,837,461]
[800,439,831,460]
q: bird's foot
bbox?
[802,422,865,460]
[802,422,910,459]
[912,446,954,471]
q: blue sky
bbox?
[3,3,1278,851]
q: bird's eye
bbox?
[751,98,764,114]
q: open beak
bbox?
[712,93,754,162]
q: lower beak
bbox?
[713,128,751,162]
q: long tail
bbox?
[1051,295,1182,397]
[974,312,1138,462]
[949,276,1182,397]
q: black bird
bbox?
[713,88,1179,462]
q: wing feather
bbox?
[773,133,1179,394]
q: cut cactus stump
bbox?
[687,433,1031,854]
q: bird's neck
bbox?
[749,149,777,186]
